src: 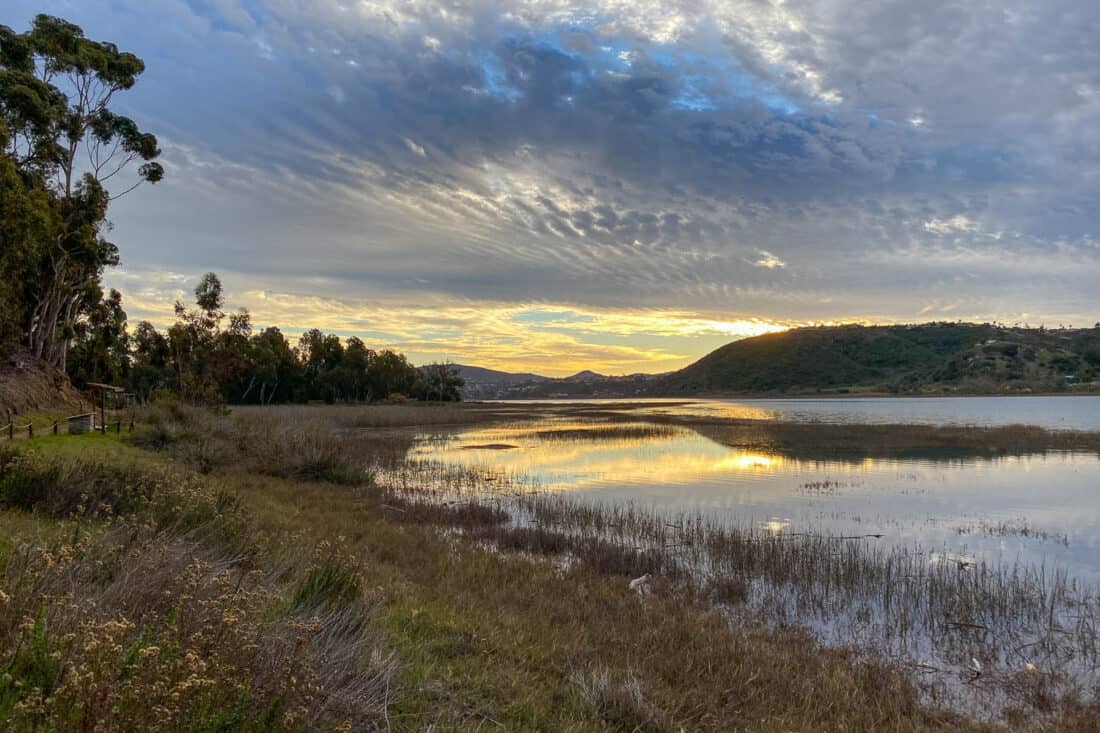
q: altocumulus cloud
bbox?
[3,0,1099,371]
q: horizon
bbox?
[4,1,1100,376]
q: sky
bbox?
[4,1,1100,376]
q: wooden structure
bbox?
[86,382,127,433]
[68,413,95,435]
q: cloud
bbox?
[107,266,795,374]
[924,215,978,235]
[752,251,786,269]
[3,0,1099,371]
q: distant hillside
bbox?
[655,323,1100,395]
[455,365,550,386]
[457,364,663,399]
[563,370,606,383]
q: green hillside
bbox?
[656,323,1100,395]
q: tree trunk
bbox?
[240,374,257,403]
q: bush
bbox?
[0,447,242,546]
[245,418,371,485]
[0,448,393,730]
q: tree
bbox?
[0,154,54,347]
[213,309,256,403]
[248,327,299,404]
[370,350,417,398]
[0,14,163,367]
[67,286,128,387]
[128,319,171,402]
[297,329,345,402]
[342,337,376,402]
[168,273,228,403]
[413,362,464,402]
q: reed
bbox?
[377,459,1100,718]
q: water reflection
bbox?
[412,419,1100,580]
[617,395,1100,431]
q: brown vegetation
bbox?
[2,402,1099,730]
[0,347,88,423]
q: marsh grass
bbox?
[68,401,1100,728]
[234,403,513,429]
[376,459,1100,720]
[529,423,680,442]
[134,402,379,483]
[955,518,1070,545]
[683,419,1100,461]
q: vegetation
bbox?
[656,322,1100,395]
[60,270,461,406]
[0,418,983,729]
[0,14,162,369]
[0,401,1098,729]
[0,438,395,730]
[1,16,459,410]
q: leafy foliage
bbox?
[0,14,162,369]
[60,271,460,405]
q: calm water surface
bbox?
[497,394,1100,430]
[416,397,1100,578]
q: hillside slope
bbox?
[455,365,549,386]
[0,346,89,421]
[656,323,1100,395]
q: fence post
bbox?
[53,421,58,436]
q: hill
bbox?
[457,364,663,399]
[0,345,89,421]
[563,370,607,382]
[454,365,550,386]
[655,323,1100,395]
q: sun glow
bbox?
[108,269,793,375]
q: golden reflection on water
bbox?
[759,518,791,535]
[422,421,797,491]
[645,403,777,421]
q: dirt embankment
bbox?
[0,345,89,422]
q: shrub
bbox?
[292,559,361,611]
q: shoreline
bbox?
[481,390,1100,402]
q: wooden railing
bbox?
[1,416,135,439]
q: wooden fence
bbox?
[1,415,135,440]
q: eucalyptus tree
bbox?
[0,14,163,368]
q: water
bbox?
[496,394,1100,431]
[413,397,1100,579]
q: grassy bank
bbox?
[0,403,1096,730]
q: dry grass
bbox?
[0,441,396,731]
[375,459,1100,722]
[233,403,513,429]
[133,402,380,482]
[10,403,1099,730]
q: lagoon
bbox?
[414,396,1100,579]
